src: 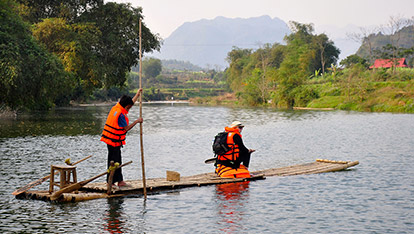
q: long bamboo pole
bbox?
[139,19,147,199]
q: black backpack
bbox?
[212,132,231,155]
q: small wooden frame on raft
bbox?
[49,165,77,193]
[12,155,92,196]
[15,159,359,203]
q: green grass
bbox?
[305,80,414,112]
[307,96,345,108]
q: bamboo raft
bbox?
[15,159,359,202]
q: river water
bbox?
[0,103,413,233]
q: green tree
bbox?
[143,58,162,79]
[1,0,69,109]
[399,46,414,66]
[2,0,161,109]
[226,43,286,105]
[16,0,102,23]
[285,21,339,74]
[225,47,252,92]
[340,64,369,103]
[313,33,340,74]
[271,22,316,107]
[80,2,161,88]
[224,21,340,107]
[273,41,312,107]
[284,21,314,44]
[241,68,263,105]
[340,54,369,68]
[32,18,102,99]
[18,0,161,90]
[269,43,285,69]
[248,43,278,104]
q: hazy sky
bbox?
[112,0,414,38]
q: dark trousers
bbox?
[239,152,251,168]
[107,145,123,183]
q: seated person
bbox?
[215,121,255,178]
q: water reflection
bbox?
[103,198,126,233]
[0,103,331,139]
[215,181,250,233]
[0,107,104,138]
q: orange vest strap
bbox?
[100,103,129,147]
[104,123,124,131]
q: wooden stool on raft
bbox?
[49,165,77,194]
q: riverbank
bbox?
[3,78,413,115]
[191,80,414,113]
[306,80,414,113]
[71,100,191,107]
[189,93,239,106]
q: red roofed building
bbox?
[370,58,409,69]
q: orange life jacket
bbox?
[100,103,129,147]
[215,164,251,178]
[217,126,241,163]
[215,127,250,178]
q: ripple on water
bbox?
[1,106,413,233]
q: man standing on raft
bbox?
[215,121,255,178]
[101,89,143,187]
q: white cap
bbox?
[230,121,244,128]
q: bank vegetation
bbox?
[1,0,160,110]
[196,19,414,113]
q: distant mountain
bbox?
[152,15,290,68]
[356,25,414,63]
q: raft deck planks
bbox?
[17,174,264,202]
[16,160,359,202]
[81,172,265,194]
[256,160,359,176]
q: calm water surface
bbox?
[0,103,413,233]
